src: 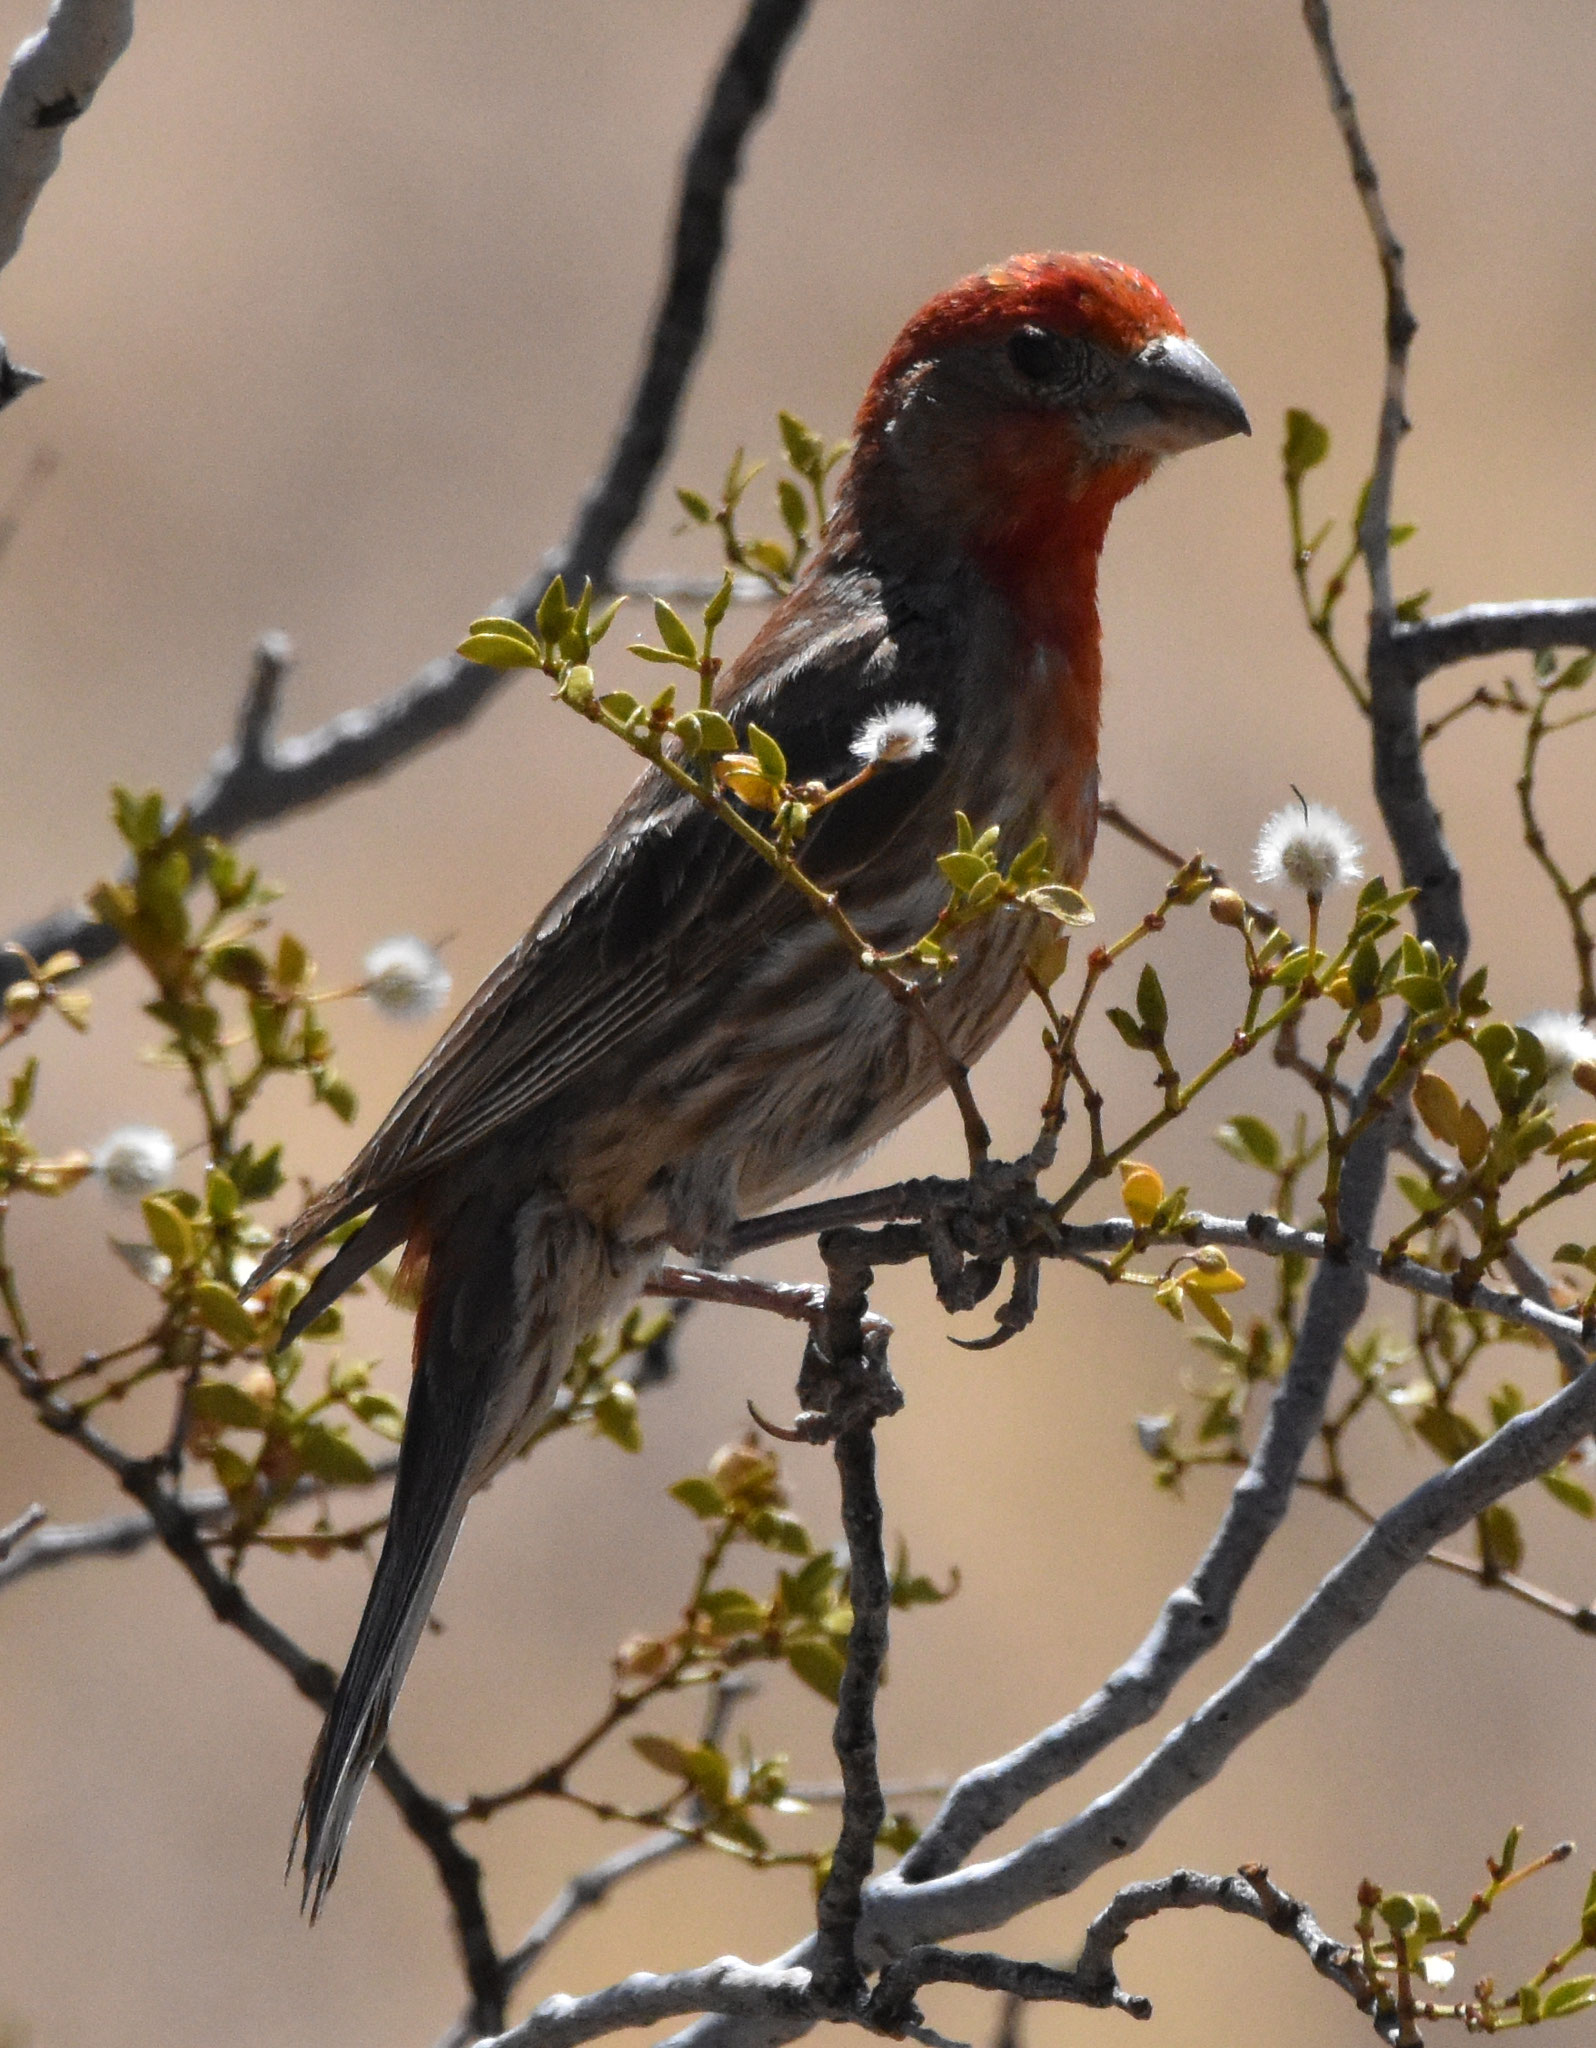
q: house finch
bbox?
[249,250,1248,1907]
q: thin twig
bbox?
[1072,1866,1383,2034]
[643,1262,891,1343]
[1303,0,1415,629]
[1098,799,1279,932]
[0,1461,398,1593]
[0,1498,44,1558]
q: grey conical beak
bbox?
[1101,334,1251,455]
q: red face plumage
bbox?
[855,252,1187,440]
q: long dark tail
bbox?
[294,1190,618,1912]
[296,1322,477,1915]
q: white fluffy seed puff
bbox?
[363,937,452,1022]
[1252,800,1364,898]
[93,1124,178,1203]
[1520,1010,1596,1103]
[850,702,938,768]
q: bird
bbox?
[247,250,1249,1909]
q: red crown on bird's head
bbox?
[856,252,1187,438]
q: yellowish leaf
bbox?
[1457,1101,1490,1169]
[1413,1070,1462,1146]
[1120,1159,1164,1227]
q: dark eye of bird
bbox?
[1007,324,1084,385]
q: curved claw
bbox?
[948,1253,1042,1352]
[950,1321,1023,1353]
[746,1398,811,1443]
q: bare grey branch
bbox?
[0,0,132,276]
[487,1959,814,2048]
[1393,599,1596,686]
[865,1354,1596,1953]
[434,1837,692,2048]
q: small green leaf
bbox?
[702,570,734,631]
[1411,1895,1443,1941]
[295,1422,375,1486]
[1395,1172,1444,1215]
[592,1381,642,1452]
[588,598,626,652]
[632,1733,695,1778]
[786,1637,847,1703]
[1543,1978,1596,2019]
[1282,408,1331,482]
[560,665,596,709]
[695,710,738,752]
[669,1476,725,1519]
[276,932,310,990]
[458,633,542,669]
[1393,973,1448,1016]
[1105,1006,1150,1051]
[653,599,698,661]
[209,943,269,991]
[536,574,571,644]
[142,1195,194,1268]
[746,724,787,785]
[778,410,823,475]
[209,1443,254,1495]
[679,1743,731,1806]
[230,1143,284,1201]
[780,1552,837,1618]
[705,1809,768,1855]
[192,1281,260,1349]
[188,1378,271,1430]
[1413,1403,1483,1463]
[1135,962,1168,1039]
[676,487,712,524]
[1377,1892,1418,1934]
[698,1587,766,1633]
[467,615,539,649]
[776,477,808,542]
[937,851,991,893]
[6,1055,38,1121]
[1542,1469,1596,1517]
[1477,1501,1523,1574]
[350,1389,406,1442]
[1024,882,1094,926]
[1215,1115,1281,1170]
[113,786,166,852]
[312,1069,358,1123]
[747,1507,811,1555]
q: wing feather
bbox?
[252,562,980,1287]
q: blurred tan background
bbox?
[3,2,1596,2043]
